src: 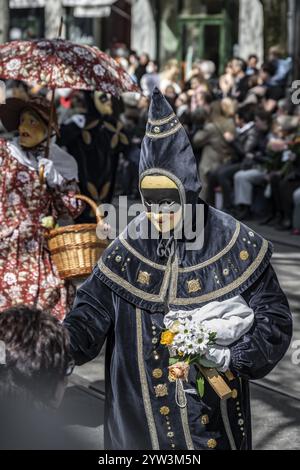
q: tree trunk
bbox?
[261,0,288,55]
[45,0,64,39]
[0,0,9,44]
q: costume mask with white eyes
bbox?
[140,174,182,234]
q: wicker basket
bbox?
[47,194,109,280]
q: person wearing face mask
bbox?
[64,88,292,450]
[59,91,128,220]
[0,96,84,320]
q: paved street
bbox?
[64,221,300,450]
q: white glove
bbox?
[199,346,231,373]
[165,295,254,347]
[38,158,65,188]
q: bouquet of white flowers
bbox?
[160,295,255,402]
[161,316,217,398]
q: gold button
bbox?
[153,126,160,133]
[201,414,209,425]
[207,438,217,449]
[187,278,202,293]
[137,270,151,285]
[231,388,238,399]
[154,383,168,397]
[239,250,249,261]
[152,368,163,379]
[160,406,170,416]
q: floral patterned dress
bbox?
[0,138,84,320]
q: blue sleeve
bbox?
[230,265,293,380]
[63,269,114,365]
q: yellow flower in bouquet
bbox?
[160,330,175,346]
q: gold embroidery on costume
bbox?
[201,415,209,425]
[178,221,240,272]
[136,308,159,449]
[154,384,168,398]
[207,438,217,449]
[172,239,269,305]
[152,368,163,379]
[186,279,202,293]
[160,406,170,416]
[99,236,270,307]
[148,113,176,126]
[146,122,182,139]
[119,232,166,271]
[239,250,249,261]
[137,271,151,286]
[98,258,171,302]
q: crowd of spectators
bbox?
[117,45,300,235]
[1,45,300,234]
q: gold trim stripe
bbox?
[178,222,241,272]
[98,255,172,302]
[148,113,176,126]
[146,122,182,139]
[136,308,160,450]
[119,232,166,271]
[172,239,270,305]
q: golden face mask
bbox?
[18,110,48,148]
[94,91,113,116]
[140,175,182,233]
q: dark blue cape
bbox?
[65,88,292,450]
[97,88,273,313]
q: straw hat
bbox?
[0,96,59,135]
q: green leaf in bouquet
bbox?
[169,357,181,366]
[196,375,205,398]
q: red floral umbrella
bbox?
[0,35,138,161]
[0,39,137,96]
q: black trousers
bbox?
[208,163,241,209]
[270,173,300,219]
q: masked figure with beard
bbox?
[64,89,292,450]
[0,97,84,320]
[59,92,128,222]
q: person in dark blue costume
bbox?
[64,88,292,450]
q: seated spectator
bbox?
[230,57,250,103]
[264,116,300,228]
[219,60,235,98]
[188,75,210,112]
[135,52,150,85]
[268,45,292,88]
[0,305,74,449]
[175,92,190,119]
[292,187,300,235]
[199,60,219,96]
[233,109,273,220]
[164,84,178,110]
[160,59,181,95]
[246,54,259,76]
[193,99,236,202]
[208,104,256,211]
[252,62,285,113]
